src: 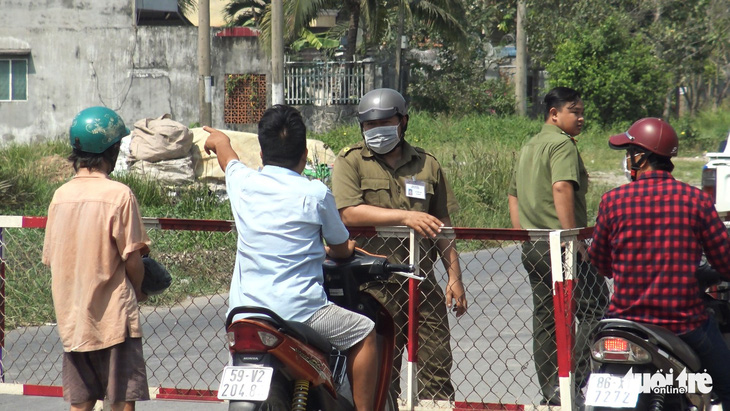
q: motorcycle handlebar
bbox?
[384,263,415,273]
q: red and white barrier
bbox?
[0,216,588,410]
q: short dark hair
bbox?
[68,142,121,172]
[629,146,674,173]
[645,152,674,172]
[258,105,307,169]
[544,87,582,121]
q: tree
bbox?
[222,0,269,27]
[545,16,671,126]
[223,0,339,54]
[526,0,730,116]
[178,0,197,15]
[222,0,468,61]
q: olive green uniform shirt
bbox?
[332,140,459,270]
[333,140,458,217]
[508,123,589,229]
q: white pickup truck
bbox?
[702,130,730,213]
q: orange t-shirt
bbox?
[42,170,150,352]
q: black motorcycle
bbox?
[585,262,730,410]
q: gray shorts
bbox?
[62,337,149,404]
[303,304,375,350]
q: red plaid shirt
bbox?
[588,170,730,334]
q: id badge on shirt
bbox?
[405,179,426,200]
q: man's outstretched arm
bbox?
[203,126,240,171]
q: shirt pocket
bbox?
[361,178,391,206]
[408,181,435,212]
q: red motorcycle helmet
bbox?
[609,118,679,157]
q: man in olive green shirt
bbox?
[508,87,608,406]
[333,88,467,401]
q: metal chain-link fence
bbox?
[0,218,608,409]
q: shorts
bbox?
[62,337,149,404]
[303,304,375,350]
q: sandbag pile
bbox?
[124,114,196,185]
[114,116,337,191]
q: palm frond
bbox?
[410,0,468,43]
[177,0,197,15]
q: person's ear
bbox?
[401,115,409,134]
[548,107,559,122]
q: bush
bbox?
[545,16,671,126]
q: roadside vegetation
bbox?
[1,110,729,328]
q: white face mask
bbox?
[623,156,632,182]
[363,125,400,154]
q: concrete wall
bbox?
[0,0,268,145]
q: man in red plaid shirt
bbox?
[588,117,730,408]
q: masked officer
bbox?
[332,88,467,401]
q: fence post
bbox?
[549,230,576,410]
[0,226,4,383]
[405,228,420,410]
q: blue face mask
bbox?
[363,125,400,154]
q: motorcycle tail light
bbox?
[227,323,282,352]
[591,337,651,364]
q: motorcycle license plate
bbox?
[585,373,640,408]
[217,366,274,401]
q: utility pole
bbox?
[515,0,527,116]
[271,0,285,105]
[198,0,212,126]
[394,0,405,93]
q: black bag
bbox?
[142,257,172,296]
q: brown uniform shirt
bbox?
[332,140,458,272]
[42,171,150,352]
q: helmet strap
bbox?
[628,147,647,181]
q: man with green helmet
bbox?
[43,106,151,411]
[332,88,467,401]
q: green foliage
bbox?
[0,139,70,215]
[526,0,730,116]
[410,71,516,116]
[679,109,730,151]
[545,17,671,126]
[290,28,341,52]
[223,0,267,27]
[408,40,516,116]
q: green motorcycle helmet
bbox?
[69,106,130,154]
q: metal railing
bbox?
[284,60,371,106]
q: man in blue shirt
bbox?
[204,105,377,411]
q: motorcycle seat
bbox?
[247,314,334,355]
[283,320,334,355]
[598,319,702,371]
